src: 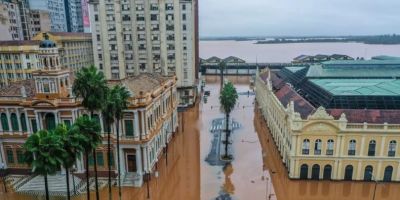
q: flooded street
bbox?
[2,75,400,200]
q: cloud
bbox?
[199,0,400,37]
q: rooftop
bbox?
[310,79,400,96]
[0,40,41,46]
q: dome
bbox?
[39,39,56,48]
[39,33,56,48]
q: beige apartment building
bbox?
[89,0,198,106]
[256,59,400,182]
[0,32,93,87]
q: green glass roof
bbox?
[310,79,400,96]
[285,66,305,73]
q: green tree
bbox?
[55,124,86,200]
[101,87,116,200]
[73,116,102,200]
[112,85,130,200]
[23,130,65,200]
[73,65,107,200]
[219,82,238,158]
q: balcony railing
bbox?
[302,149,309,155]
[348,150,355,156]
[326,149,334,155]
[314,149,321,155]
[388,151,396,157]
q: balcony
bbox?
[326,149,334,155]
[302,149,309,155]
[388,151,395,157]
[314,149,321,155]
[348,150,355,156]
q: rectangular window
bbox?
[6,149,14,164]
[63,120,71,128]
[125,120,134,136]
[17,150,24,163]
[97,152,104,166]
[109,152,114,167]
[182,14,186,20]
[88,154,94,166]
[31,119,37,133]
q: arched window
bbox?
[364,165,373,181]
[323,165,332,180]
[10,113,19,131]
[368,140,376,156]
[300,164,308,179]
[311,164,320,180]
[302,139,310,155]
[348,140,356,155]
[314,139,322,155]
[327,139,334,155]
[344,165,353,180]
[383,166,393,182]
[20,113,27,132]
[1,113,9,131]
[388,141,396,157]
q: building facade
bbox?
[0,37,179,187]
[255,59,400,182]
[33,32,94,72]
[28,0,68,32]
[28,9,51,39]
[88,0,198,106]
[64,0,84,32]
[0,0,23,40]
[0,32,93,87]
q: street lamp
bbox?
[71,167,77,196]
[0,163,6,193]
[370,172,378,200]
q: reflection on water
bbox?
[2,75,400,200]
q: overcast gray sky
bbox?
[199,0,400,37]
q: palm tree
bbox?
[219,82,238,158]
[73,65,107,200]
[219,61,226,89]
[112,85,130,200]
[101,87,117,200]
[23,130,65,200]
[55,124,86,200]
[73,116,102,200]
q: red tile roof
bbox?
[328,109,400,124]
[274,84,316,119]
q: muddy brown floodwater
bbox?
[1,75,400,200]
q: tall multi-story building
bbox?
[89,0,198,106]
[256,57,400,182]
[64,0,84,32]
[28,9,51,38]
[28,0,67,32]
[0,3,13,41]
[0,36,179,189]
[0,0,23,40]
[0,32,93,87]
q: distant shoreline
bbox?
[200,35,400,45]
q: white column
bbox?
[134,111,139,140]
[119,147,125,175]
[136,147,142,175]
[54,111,59,125]
[24,110,30,134]
[35,111,41,130]
[360,136,365,156]
[142,146,148,172]
[0,143,6,168]
[99,113,105,133]
[5,109,12,132]
[16,109,22,132]
[380,136,386,157]
[141,110,146,139]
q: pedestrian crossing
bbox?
[209,121,241,133]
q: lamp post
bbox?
[0,163,6,193]
[71,167,77,196]
[370,172,378,200]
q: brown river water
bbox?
[1,76,400,200]
[200,40,400,62]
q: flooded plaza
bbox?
[1,75,400,200]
